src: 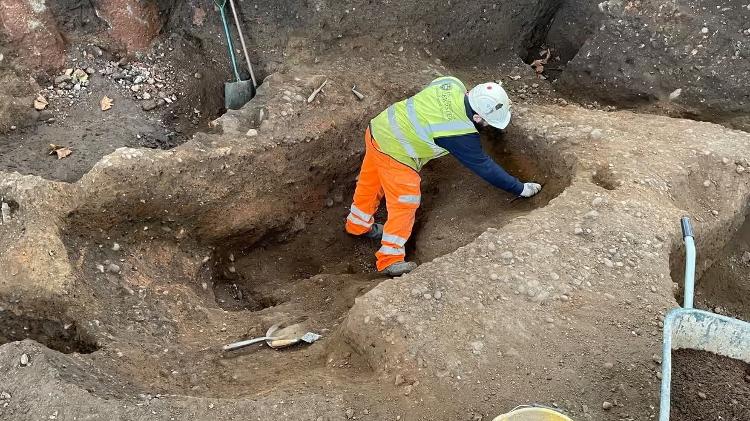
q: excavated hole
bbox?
[55,125,572,399]
[515,0,563,81]
[591,164,621,191]
[671,206,750,322]
[213,128,571,314]
[0,310,98,354]
[514,1,601,83]
[195,128,571,397]
[0,1,266,183]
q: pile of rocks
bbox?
[41,67,95,105]
[99,60,178,112]
[36,41,188,118]
[53,67,93,94]
[37,56,179,114]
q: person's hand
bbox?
[520,182,542,198]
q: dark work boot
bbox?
[363,223,383,240]
[381,261,417,277]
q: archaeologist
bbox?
[345,76,542,276]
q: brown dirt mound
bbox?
[671,349,750,421]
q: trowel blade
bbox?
[300,332,322,343]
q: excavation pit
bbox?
[2,0,750,417]
[671,206,750,322]
[54,124,572,399]
[692,210,750,321]
[212,128,570,313]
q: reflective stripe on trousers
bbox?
[346,214,372,228]
[382,233,408,247]
[378,245,405,256]
[398,195,421,205]
[349,204,373,223]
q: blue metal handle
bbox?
[216,1,242,82]
[681,217,696,309]
[681,216,693,238]
[659,218,697,421]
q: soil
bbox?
[414,134,565,263]
[0,33,230,182]
[671,349,750,421]
[50,129,560,403]
[0,310,97,354]
[49,0,105,35]
[693,209,750,321]
[2,1,750,420]
[557,0,750,131]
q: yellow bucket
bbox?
[492,406,573,421]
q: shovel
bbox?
[222,323,322,352]
[228,0,257,89]
[215,0,254,110]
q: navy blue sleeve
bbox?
[435,133,524,196]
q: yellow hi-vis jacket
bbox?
[370,76,479,171]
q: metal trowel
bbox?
[222,323,322,352]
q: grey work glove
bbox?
[520,182,542,198]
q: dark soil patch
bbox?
[0,73,167,182]
[0,310,98,354]
[671,349,750,421]
[0,33,233,182]
[49,0,106,35]
[591,164,620,191]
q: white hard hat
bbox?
[468,82,512,129]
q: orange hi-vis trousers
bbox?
[345,128,422,271]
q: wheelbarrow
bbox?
[658,217,750,420]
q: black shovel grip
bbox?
[681,216,693,238]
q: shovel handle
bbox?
[222,336,270,351]
[216,1,242,82]
[681,216,696,309]
[227,0,257,88]
[680,216,693,238]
